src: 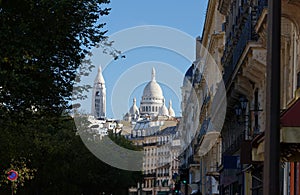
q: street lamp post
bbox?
[264,0,281,194]
[235,97,250,140]
[236,96,263,139]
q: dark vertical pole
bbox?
[263,0,281,195]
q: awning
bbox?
[280,97,300,127]
[280,95,300,161]
[280,97,300,143]
[251,96,300,161]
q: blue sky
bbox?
[76,0,209,119]
[105,0,208,37]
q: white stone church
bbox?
[91,66,175,121]
[123,67,175,122]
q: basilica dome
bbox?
[139,67,165,117]
[159,99,169,116]
[129,98,139,115]
[142,68,163,99]
[142,81,163,98]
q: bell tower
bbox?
[92,66,106,119]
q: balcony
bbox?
[257,0,268,20]
[232,14,256,71]
[197,119,210,144]
[223,10,259,85]
[223,132,245,155]
[195,118,220,156]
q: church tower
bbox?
[92,66,106,119]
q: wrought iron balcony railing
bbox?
[223,9,259,85]
[257,0,268,19]
[223,132,245,155]
[197,118,210,144]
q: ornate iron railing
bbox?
[223,10,259,85]
[257,0,268,19]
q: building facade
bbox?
[125,67,180,195]
[178,0,225,194]
[128,119,180,195]
[179,0,300,195]
[218,0,300,194]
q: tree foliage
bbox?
[0,0,141,194]
[0,0,110,117]
[0,116,142,194]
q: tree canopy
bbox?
[0,0,110,117]
[0,0,141,194]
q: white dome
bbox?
[142,81,163,98]
[143,68,163,99]
[142,67,163,98]
[139,68,165,117]
[159,99,169,116]
[168,100,175,117]
[129,98,139,115]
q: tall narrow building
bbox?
[92,66,106,119]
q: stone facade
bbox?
[128,119,180,195]
[180,0,300,194]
